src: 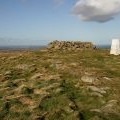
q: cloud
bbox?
[72,0,120,22]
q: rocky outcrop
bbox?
[47,40,94,50]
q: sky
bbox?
[0,0,120,46]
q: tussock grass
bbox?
[0,49,120,120]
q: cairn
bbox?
[47,40,94,50]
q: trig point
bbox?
[110,38,120,55]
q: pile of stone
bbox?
[47,40,94,50]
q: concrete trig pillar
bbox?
[110,39,120,55]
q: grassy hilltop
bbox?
[0,48,120,120]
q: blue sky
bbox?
[0,0,120,46]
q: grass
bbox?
[0,49,120,120]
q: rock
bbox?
[47,40,94,51]
[34,89,49,95]
[0,87,11,92]
[0,57,6,61]
[8,56,18,60]
[90,92,103,97]
[69,102,77,111]
[70,62,78,67]
[65,106,74,113]
[15,64,29,70]
[46,75,61,80]
[75,82,80,88]
[54,88,63,94]
[87,86,107,94]
[107,100,118,104]
[33,112,48,120]
[13,78,26,85]
[103,77,111,81]
[19,96,34,106]
[81,75,97,84]
[30,73,43,80]
[41,83,60,91]
[84,72,93,75]
[90,109,102,113]
[3,95,25,100]
[50,61,63,69]
[4,71,12,76]
[101,100,119,114]
[90,100,120,119]
[3,71,12,80]
[50,63,61,69]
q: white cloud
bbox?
[72,0,120,22]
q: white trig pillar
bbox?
[110,39,120,55]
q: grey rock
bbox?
[4,71,12,76]
[90,109,102,113]
[101,100,119,114]
[47,40,94,50]
[87,86,107,94]
[103,77,111,81]
[81,75,96,83]
[70,62,78,67]
[90,92,103,97]
[55,88,63,94]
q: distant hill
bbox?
[96,45,111,49]
[0,45,47,51]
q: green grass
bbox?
[0,49,120,120]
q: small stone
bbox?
[13,78,26,84]
[47,74,61,80]
[55,88,63,94]
[90,92,103,97]
[87,86,107,94]
[107,100,118,104]
[34,89,49,95]
[4,71,11,76]
[69,102,77,111]
[90,109,102,113]
[30,73,43,80]
[103,77,111,81]
[41,83,60,91]
[81,75,96,83]
[70,63,78,67]
[75,82,81,88]
[15,64,29,70]
[9,56,18,60]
